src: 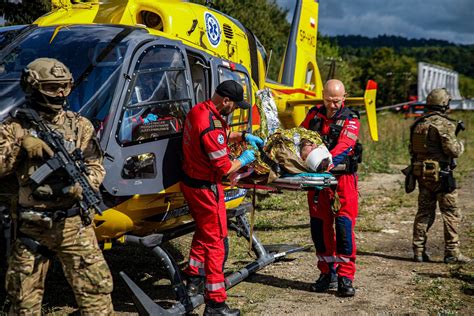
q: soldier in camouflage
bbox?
[0,58,114,314]
[409,88,470,264]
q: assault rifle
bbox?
[11,108,103,226]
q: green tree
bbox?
[192,0,290,81]
[0,0,50,25]
[317,34,362,96]
[355,47,417,106]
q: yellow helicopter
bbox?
[0,0,378,313]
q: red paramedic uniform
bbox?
[300,104,360,280]
[181,99,232,303]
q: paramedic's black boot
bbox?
[337,276,355,297]
[204,301,240,316]
[310,273,337,292]
[186,275,204,296]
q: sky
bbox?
[2,1,472,44]
[277,0,474,45]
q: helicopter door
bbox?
[102,42,193,196]
[216,64,252,133]
[187,52,210,104]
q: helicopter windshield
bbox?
[0,25,140,126]
[118,45,191,144]
[0,25,29,51]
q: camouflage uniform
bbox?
[409,111,464,259]
[0,60,114,314]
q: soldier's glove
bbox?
[244,133,264,149]
[66,182,83,201]
[21,134,54,159]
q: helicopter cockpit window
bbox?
[122,153,156,179]
[188,54,209,104]
[218,67,251,132]
[0,25,28,51]
[118,46,191,144]
[0,25,138,134]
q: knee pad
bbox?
[335,216,353,255]
[310,217,326,253]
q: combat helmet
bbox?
[21,58,73,112]
[426,88,451,112]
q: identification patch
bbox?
[217,134,225,145]
[205,12,221,47]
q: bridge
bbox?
[418,62,474,110]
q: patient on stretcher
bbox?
[230,127,332,184]
[229,88,333,184]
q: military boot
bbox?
[337,276,355,297]
[413,251,430,263]
[444,253,472,264]
[204,301,240,316]
[186,275,204,296]
[310,273,337,292]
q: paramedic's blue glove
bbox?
[237,149,256,167]
[245,133,264,149]
[143,113,158,124]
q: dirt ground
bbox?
[217,171,474,315]
[1,171,473,315]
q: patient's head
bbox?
[300,139,332,172]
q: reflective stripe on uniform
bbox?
[206,281,226,291]
[317,255,350,263]
[317,255,335,263]
[335,256,350,263]
[208,148,227,160]
[189,258,204,268]
[344,130,358,141]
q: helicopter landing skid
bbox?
[119,202,306,315]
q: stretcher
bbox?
[235,172,338,191]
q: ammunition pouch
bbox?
[412,160,440,182]
[401,165,416,193]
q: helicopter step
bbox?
[119,202,306,315]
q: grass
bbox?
[359,111,412,174]
[359,110,474,178]
[413,275,467,314]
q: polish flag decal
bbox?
[310,17,316,28]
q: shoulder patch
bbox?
[213,119,223,128]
